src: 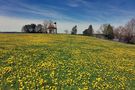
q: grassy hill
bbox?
[0,34,135,90]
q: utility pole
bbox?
[54,22,57,34]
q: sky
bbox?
[0,0,135,33]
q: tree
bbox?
[35,24,43,33]
[21,24,36,33]
[114,26,126,41]
[43,20,49,33]
[100,24,114,39]
[106,24,114,39]
[71,25,77,35]
[22,25,28,32]
[83,25,93,36]
[30,24,36,33]
[124,18,135,43]
[114,18,135,43]
[100,24,109,34]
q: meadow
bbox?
[0,34,135,90]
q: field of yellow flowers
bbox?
[0,34,135,90]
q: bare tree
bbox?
[43,20,49,33]
[114,18,135,43]
[114,26,125,41]
[126,18,135,33]
[100,24,109,34]
[124,18,135,43]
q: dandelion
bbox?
[0,34,135,89]
[39,78,44,85]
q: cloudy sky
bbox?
[0,0,135,33]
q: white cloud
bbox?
[0,16,42,32]
[67,0,87,7]
[0,15,101,34]
[0,15,131,34]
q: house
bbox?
[47,22,57,34]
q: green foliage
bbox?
[101,24,114,40]
[106,24,114,39]
[71,25,77,35]
[83,25,93,36]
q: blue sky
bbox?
[0,0,135,33]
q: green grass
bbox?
[0,34,135,90]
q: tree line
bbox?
[70,18,135,44]
[71,24,114,40]
[22,18,135,44]
[22,20,57,33]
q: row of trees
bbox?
[22,18,135,44]
[70,25,94,36]
[22,24,46,33]
[22,20,57,33]
[70,18,135,44]
[97,18,135,43]
[71,24,114,40]
[84,18,135,44]
[114,18,135,43]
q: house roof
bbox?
[48,24,56,29]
